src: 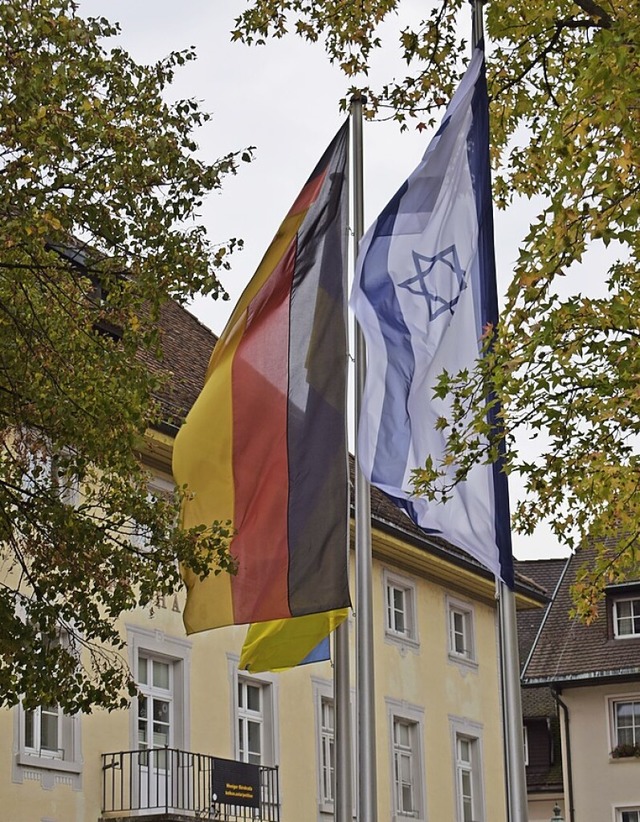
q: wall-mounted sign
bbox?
[212,757,260,810]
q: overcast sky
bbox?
[78,0,570,561]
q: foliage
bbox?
[233,0,640,616]
[611,743,640,759]
[0,0,248,711]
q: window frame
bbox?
[449,716,485,822]
[126,624,192,754]
[137,652,174,755]
[613,597,640,639]
[228,655,279,769]
[313,677,356,817]
[446,595,477,669]
[13,628,83,783]
[24,704,63,759]
[618,809,640,822]
[386,698,425,822]
[383,569,419,651]
[609,696,640,752]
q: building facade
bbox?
[523,545,640,822]
[1,302,544,821]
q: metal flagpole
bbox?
[500,583,529,821]
[470,2,528,820]
[351,91,378,822]
[334,102,354,818]
[334,618,352,822]
[333,100,355,822]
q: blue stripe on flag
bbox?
[360,181,416,490]
[300,635,330,665]
[468,55,514,586]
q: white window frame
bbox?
[237,679,265,765]
[127,473,174,551]
[137,653,174,754]
[609,696,640,752]
[14,702,82,788]
[312,677,356,817]
[449,716,485,822]
[613,597,640,638]
[386,698,425,821]
[446,595,477,669]
[126,625,192,753]
[523,725,529,767]
[13,628,83,785]
[383,570,419,650]
[24,704,63,759]
[617,808,640,822]
[228,655,278,768]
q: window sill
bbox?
[17,752,82,774]
[610,755,640,763]
[384,630,420,653]
[448,651,479,671]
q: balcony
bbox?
[100,748,280,821]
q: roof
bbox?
[515,559,567,668]
[140,298,219,430]
[522,542,640,686]
[153,300,548,603]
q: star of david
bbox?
[398,244,467,321]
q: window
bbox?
[229,656,278,768]
[383,570,419,649]
[522,725,529,767]
[450,717,484,822]
[386,699,425,821]
[127,625,191,754]
[313,677,355,816]
[237,679,264,765]
[456,736,477,822]
[126,629,191,811]
[13,629,83,785]
[138,653,173,764]
[619,810,640,822]
[24,704,62,758]
[14,701,82,785]
[19,440,80,507]
[320,697,335,805]
[446,596,476,666]
[612,699,640,748]
[394,718,418,816]
[614,598,640,638]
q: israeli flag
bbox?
[351,47,514,586]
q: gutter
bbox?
[553,689,575,822]
[523,666,640,687]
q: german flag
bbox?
[174,122,351,644]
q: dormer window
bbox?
[613,597,640,639]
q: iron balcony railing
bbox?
[101,747,280,821]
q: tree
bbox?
[0,0,247,711]
[233,0,640,617]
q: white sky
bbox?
[79,0,571,561]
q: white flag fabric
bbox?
[351,48,514,586]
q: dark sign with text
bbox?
[212,757,260,809]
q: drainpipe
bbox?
[552,689,575,822]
